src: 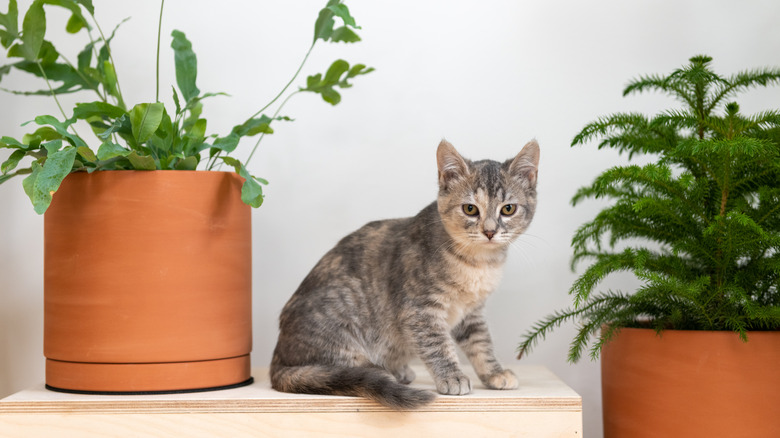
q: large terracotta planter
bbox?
[601,328,780,438]
[43,171,252,393]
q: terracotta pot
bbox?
[43,171,252,393]
[601,328,780,438]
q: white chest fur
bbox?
[444,261,504,326]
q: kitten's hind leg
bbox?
[391,364,416,385]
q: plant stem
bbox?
[205,153,216,170]
[36,61,81,139]
[245,90,300,165]
[57,53,105,102]
[85,28,108,102]
[719,183,729,218]
[155,0,165,103]
[235,41,317,168]
[91,13,126,109]
[247,42,315,122]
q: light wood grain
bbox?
[0,365,582,437]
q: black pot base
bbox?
[45,376,255,396]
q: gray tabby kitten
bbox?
[271,139,539,409]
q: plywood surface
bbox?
[0,366,582,438]
[1,365,579,414]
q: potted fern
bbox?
[518,56,780,437]
[0,0,372,393]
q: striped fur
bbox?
[271,140,539,409]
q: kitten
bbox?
[270,139,539,409]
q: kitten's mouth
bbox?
[462,232,508,248]
[479,236,506,247]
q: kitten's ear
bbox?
[437,140,469,190]
[509,140,540,186]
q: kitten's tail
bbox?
[270,364,436,410]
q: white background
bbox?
[2,1,779,436]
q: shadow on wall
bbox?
[0,186,45,398]
[0,310,10,397]
[0,297,44,398]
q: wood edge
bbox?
[1,365,582,415]
[0,396,582,414]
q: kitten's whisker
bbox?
[515,233,552,250]
[432,236,460,260]
[506,240,541,271]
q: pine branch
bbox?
[522,55,780,362]
[623,73,697,109]
[709,67,780,114]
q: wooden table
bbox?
[0,365,581,437]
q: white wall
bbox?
[2,1,779,436]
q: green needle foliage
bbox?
[518,55,780,362]
[0,0,373,213]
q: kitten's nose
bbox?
[484,230,496,240]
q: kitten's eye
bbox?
[462,204,479,216]
[501,204,517,216]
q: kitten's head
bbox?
[436,139,539,257]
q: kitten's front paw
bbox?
[483,369,518,390]
[435,372,472,395]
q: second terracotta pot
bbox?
[43,170,252,393]
[601,328,780,438]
